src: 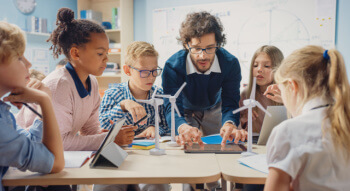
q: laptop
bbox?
[257,106,288,145]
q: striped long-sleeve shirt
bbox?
[99,82,169,136]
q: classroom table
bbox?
[216,145,267,188]
[2,149,221,187]
[2,143,268,190]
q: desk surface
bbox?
[216,145,267,184]
[2,149,221,186]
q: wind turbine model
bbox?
[137,87,166,155]
[156,82,187,147]
[232,77,271,156]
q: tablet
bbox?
[184,143,247,154]
[90,118,126,168]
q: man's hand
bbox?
[176,124,203,146]
[220,122,248,148]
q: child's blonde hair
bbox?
[125,41,158,66]
[247,45,284,102]
[0,21,26,64]
[275,45,350,159]
[29,69,46,81]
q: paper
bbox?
[237,154,269,174]
[64,151,94,168]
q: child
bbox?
[95,42,170,191]
[239,45,284,134]
[264,45,350,190]
[0,21,64,190]
[99,41,169,138]
[41,8,135,151]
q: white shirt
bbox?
[186,53,221,75]
[267,97,350,191]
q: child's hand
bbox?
[264,84,283,103]
[120,100,147,125]
[99,128,109,134]
[114,125,138,145]
[135,126,155,139]
[27,78,52,98]
[3,87,49,109]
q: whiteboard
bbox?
[153,0,336,86]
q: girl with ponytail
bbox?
[22,8,136,151]
[264,45,350,191]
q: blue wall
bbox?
[0,0,77,72]
[134,0,350,80]
[0,0,77,33]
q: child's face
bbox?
[0,55,31,93]
[253,52,273,87]
[129,56,158,91]
[76,33,109,76]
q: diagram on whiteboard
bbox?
[153,0,336,86]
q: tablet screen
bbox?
[184,143,247,154]
[90,118,125,167]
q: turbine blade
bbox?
[232,105,249,114]
[174,104,181,117]
[155,95,171,98]
[152,87,158,99]
[174,82,187,98]
[136,99,152,104]
[250,77,256,100]
[255,102,272,117]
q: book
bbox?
[80,10,102,25]
[111,7,121,29]
[132,142,155,150]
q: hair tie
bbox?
[323,50,330,61]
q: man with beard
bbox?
[162,11,247,149]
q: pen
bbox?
[23,103,42,119]
[133,113,150,126]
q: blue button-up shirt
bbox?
[0,101,54,191]
[99,82,169,136]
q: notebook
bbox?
[132,142,155,150]
[64,151,94,168]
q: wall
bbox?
[134,0,350,80]
[0,0,77,72]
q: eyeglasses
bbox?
[187,43,219,54]
[128,65,163,78]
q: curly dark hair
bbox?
[47,8,105,59]
[177,11,226,50]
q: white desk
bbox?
[2,149,221,186]
[216,145,267,185]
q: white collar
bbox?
[301,97,330,114]
[186,53,221,75]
